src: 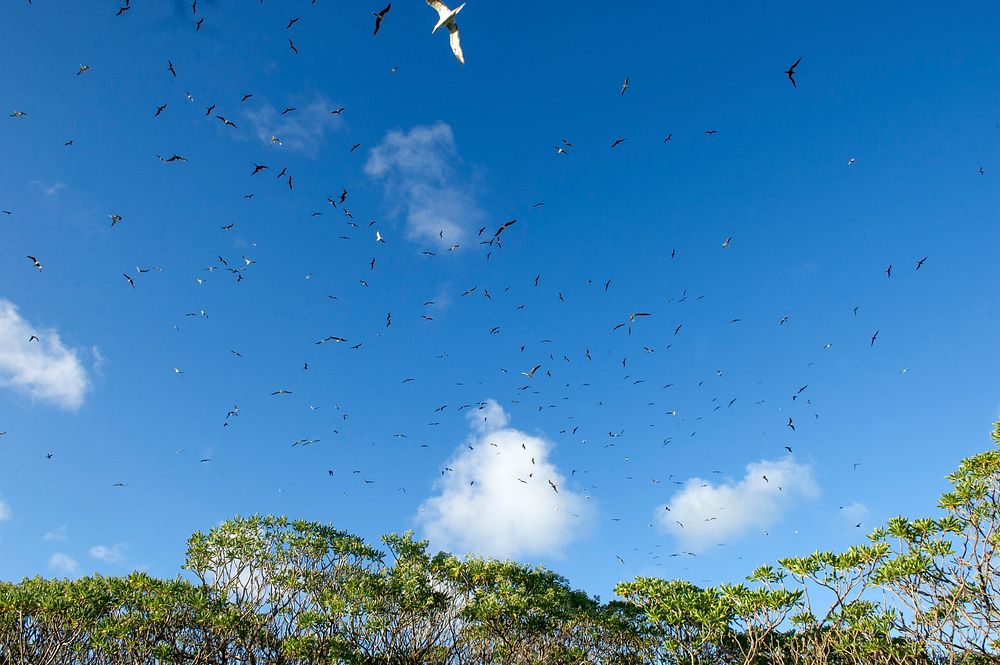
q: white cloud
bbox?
[242,97,344,156]
[839,501,869,525]
[48,552,79,576]
[655,457,819,552]
[42,524,67,541]
[417,400,590,559]
[0,300,89,410]
[0,499,10,522]
[365,122,480,249]
[89,543,126,565]
[29,180,66,197]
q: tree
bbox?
[872,422,1000,661]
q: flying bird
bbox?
[521,364,542,378]
[426,0,466,64]
[785,57,801,88]
[620,76,629,95]
[493,219,516,242]
[373,3,391,34]
[27,256,42,270]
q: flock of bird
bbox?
[4,1,987,576]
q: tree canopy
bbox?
[3,423,1000,664]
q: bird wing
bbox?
[426,0,451,20]
[448,23,464,64]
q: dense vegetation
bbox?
[3,423,999,664]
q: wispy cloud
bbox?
[365,122,481,250]
[417,400,590,559]
[0,300,89,410]
[242,97,344,156]
[42,523,68,541]
[839,501,869,526]
[0,499,10,522]
[89,543,126,565]
[29,180,66,197]
[48,552,79,576]
[654,457,819,552]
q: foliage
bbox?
[3,423,1000,663]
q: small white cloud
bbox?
[365,122,480,249]
[48,552,79,576]
[242,97,343,156]
[90,346,105,374]
[839,501,869,525]
[417,400,590,559]
[29,180,67,197]
[89,543,126,565]
[0,499,10,522]
[0,299,89,410]
[42,523,68,541]
[655,457,819,552]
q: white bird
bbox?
[426,0,466,64]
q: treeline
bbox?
[2,424,999,664]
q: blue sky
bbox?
[1,0,998,596]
